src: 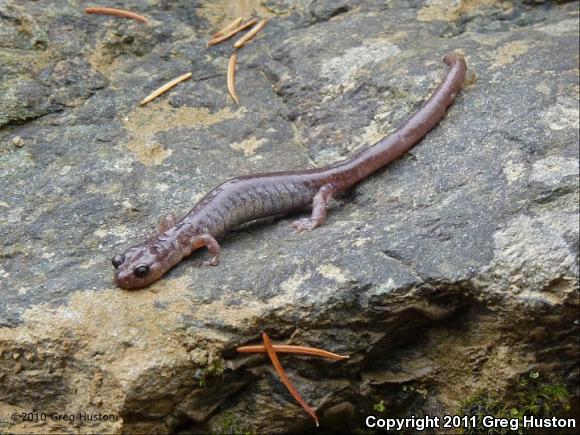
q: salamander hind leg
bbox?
[291,184,335,232]
[192,234,221,266]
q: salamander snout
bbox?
[112,245,170,290]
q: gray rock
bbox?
[1,0,578,433]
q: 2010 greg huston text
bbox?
[10,411,119,424]
[365,414,577,431]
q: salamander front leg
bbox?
[159,212,177,233]
[192,234,221,266]
[291,184,335,232]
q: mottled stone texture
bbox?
[0,0,578,433]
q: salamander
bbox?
[112,53,467,289]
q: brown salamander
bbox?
[113,53,467,289]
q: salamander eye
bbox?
[134,265,150,278]
[112,254,125,268]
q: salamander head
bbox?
[112,243,169,289]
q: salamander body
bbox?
[113,53,467,289]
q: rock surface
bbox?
[1,0,578,433]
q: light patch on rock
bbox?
[112,155,134,173]
[418,0,512,22]
[11,277,196,385]
[542,97,579,131]
[517,288,570,306]
[363,364,434,384]
[131,142,173,167]
[374,278,397,295]
[537,18,579,37]
[230,136,267,156]
[156,183,170,192]
[123,100,242,166]
[318,264,349,284]
[13,277,206,380]
[280,271,311,293]
[481,214,577,295]
[106,225,132,242]
[5,206,23,224]
[250,154,264,162]
[0,201,9,208]
[193,298,270,328]
[353,237,372,248]
[320,40,400,90]
[87,36,123,77]
[491,41,529,69]
[197,0,275,29]
[59,309,83,321]
[0,149,35,171]
[359,107,393,148]
[502,160,526,184]
[190,191,205,203]
[530,156,579,187]
[79,258,101,270]
[94,228,108,238]
[189,348,214,366]
[12,136,24,147]
[535,81,551,96]
[314,147,344,166]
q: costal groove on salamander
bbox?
[113,53,467,289]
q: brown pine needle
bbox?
[237,344,349,361]
[139,72,192,106]
[207,18,258,46]
[85,7,148,23]
[233,19,268,49]
[262,332,319,427]
[213,17,244,38]
[227,54,239,105]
